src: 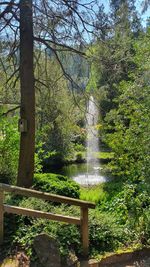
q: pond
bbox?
[51,163,109,186]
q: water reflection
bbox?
[59,163,107,186]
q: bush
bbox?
[4,197,81,258]
[89,209,125,255]
[76,152,84,162]
[0,114,19,183]
[33,173,80,199]
[4,192,149,260]
[4,197,125,259]
[98,180,150,247]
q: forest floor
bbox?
[110,257,150,267]
[0,252,150,267]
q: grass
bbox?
[80,184,108,204]
[95,152,114,159]
[80,178,123,204]
[78,151,114,161]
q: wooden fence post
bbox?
[0,183,95,251]
[0,189,4,245]
[81,206,89,258]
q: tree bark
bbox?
[17,0,35,187]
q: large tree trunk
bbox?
[17,0,35,187]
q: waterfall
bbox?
[86,95,99,171]
[72,96,106,185]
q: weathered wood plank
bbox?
[0,183,95,209]
[81,207,89,258]
[4,205,81,225]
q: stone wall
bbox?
[80,248,150,267]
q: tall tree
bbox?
[89,0,142,118]
[0,0,99,187]
[110,0,141,36]
[141,0,150,13]
[17,0,35,187]
[104,28,150,181]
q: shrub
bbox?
[33,173,80,199]
[0,115,19,183]
[4,197,81,258]
[99,179,150,247]
[76,152,84,162]
[5,197,125,259]
[89,209,125,255]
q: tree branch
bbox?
[0,105,20,117]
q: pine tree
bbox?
[92,0,142,117]
[110,0,141,36]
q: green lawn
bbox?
[95,152,114,159]
[79,151,114,161]
[80,183,108,203]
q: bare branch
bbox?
[34,36,86,56]
[6,67,19,84]
[0,105,20,117]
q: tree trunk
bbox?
[17,0,35,187]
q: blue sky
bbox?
[101,0,150,27]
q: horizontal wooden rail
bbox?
[0,183,96,258]
[4,205,81,225]
[0,183,95,209]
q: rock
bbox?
[0,253,30,267]
[65,251,79,267]
[16,252,30,267]
[33,233,61,267]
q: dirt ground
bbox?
[88,249,150,267]
[113,257,150,267]
[0,249,150,267]
[0,252,30,267]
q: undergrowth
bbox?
[1,175,150,262]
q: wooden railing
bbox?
[0,183,95,257]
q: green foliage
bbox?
[54,223,81,257]
[33,173,80,199]
[105,80,150,181]
[34,141,58,173]
[80,179,150,250]
[13,218,81,258]
[80,185,108,204]
[3,197,124,258]
[1,4,150,262]
[80,179,123,204]
[35,55,85,165]
[95,152,114,160]
[74,143,85,153]
[3,176,150,260]
[89,210,125,255]
[101,29,150,184]
[87,11,144,216]
[75,151,84,162]
[100,180,150,246]
[0,113,19,183]
[4,196,81,258]
[88,0,141,120]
